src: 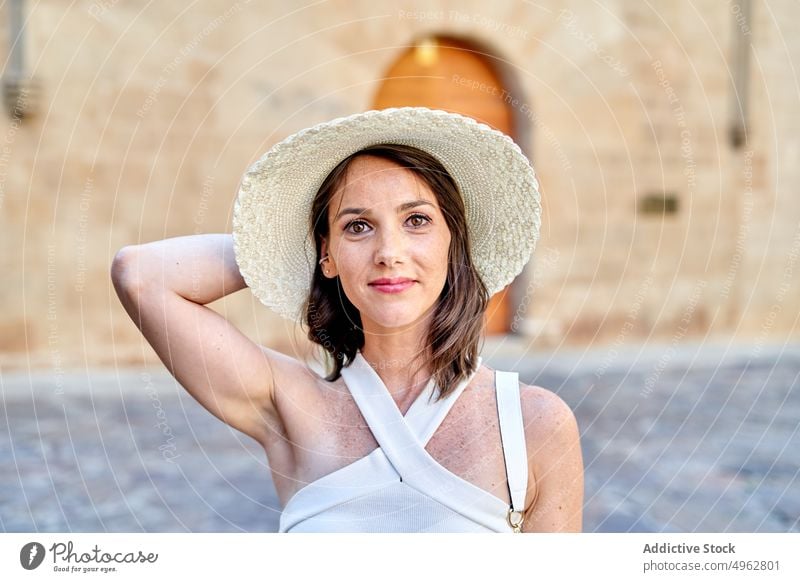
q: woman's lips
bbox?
[369,279,415,294]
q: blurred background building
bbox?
[1,0,797,371]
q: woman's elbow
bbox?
[111,245,145,294]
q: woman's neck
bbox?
[359,334,432,405]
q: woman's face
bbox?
[320,155,452,336]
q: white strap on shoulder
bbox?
[495,370,528,514]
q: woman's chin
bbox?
[362,311,430,335]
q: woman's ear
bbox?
[320,238,338,278]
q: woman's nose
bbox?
[374,227,406,266]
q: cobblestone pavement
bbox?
[2,340,798,532]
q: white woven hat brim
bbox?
[233,107,541,322]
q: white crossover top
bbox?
[278,351,528,533]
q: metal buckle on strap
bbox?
[506,507,524,533]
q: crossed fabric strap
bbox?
[341,352,528,527]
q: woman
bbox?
[111,107,583,532]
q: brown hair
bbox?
[303,144,488,400]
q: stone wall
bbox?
[1,0,797,371]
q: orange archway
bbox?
[373,35,516,334]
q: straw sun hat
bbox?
[232,107,541,322]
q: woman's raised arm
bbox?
[110,234,279,445]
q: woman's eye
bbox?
[407,213,431,227]
[345,220,369,234]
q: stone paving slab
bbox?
[1,340,798,532]
[486,339,800,533]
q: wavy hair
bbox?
[303,144,488,400]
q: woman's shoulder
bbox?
[518,381,576,425]
[479,363,571,409]
[261,347,348,407]
[481,362,578,442]
[515,378,581,461]
[259,348,352,439]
